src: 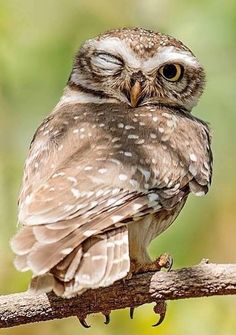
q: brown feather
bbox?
[12,29,212,297]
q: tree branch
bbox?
[1,262,236,328]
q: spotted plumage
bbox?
[11,27,212,298]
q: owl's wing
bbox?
[11,103,212,296]
[11,104,158,294]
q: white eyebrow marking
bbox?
[91,37,140,68]
[91,39,199,73]
[143,46,199,72]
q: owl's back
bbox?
[12,102,212,297]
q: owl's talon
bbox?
[152,300,167,327]
[102,311,111,325]
[157,253,173,271]
[166,255,173,272]
[129,307,135,319]
[78,316,91,328]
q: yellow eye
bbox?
[159,63,183,82]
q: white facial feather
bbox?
[90,52,122,75]
[91,37,140,69]
[56,89,118,108]
[68,36,203,108]
[91,38,199,73]
[143,46,200,72]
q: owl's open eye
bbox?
[159,64,183,82]
[91,52,123,73]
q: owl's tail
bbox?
[11,225,130,298]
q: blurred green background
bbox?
[1,0,236,334]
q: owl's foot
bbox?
[77,315,91,328]
[156,253,173,272]
[152,300,167,327]
[129,300,167,326]
[130,252,173,274]
[78,310,111,327]
[102,310,111,325]
[130,306,135,319]
[128,253,171,321]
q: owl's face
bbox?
[69,28,205,111]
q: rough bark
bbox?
[1,261,236,328]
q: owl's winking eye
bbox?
[91,52,123,73]
[159,63,183,82]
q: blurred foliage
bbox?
[0,0,236,334]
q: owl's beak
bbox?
[130,81,142,108]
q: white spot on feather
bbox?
[83,229,98,237]
[112,215,124,223]
[112,137,120,143]
[119,174,128,181]
[133,203,143,210]
[112,188,120,195]
[128,134,139,139]
[190,153,197,162]
[25,194,32,205]
[124,151,132,157]
[125,125,135,130]
[84,166,93,171]
[135,139,145,144]
[150,133,157,139]
[71,188,80,198]
[68,176,77,184]
[61,247,73,255]
[107,198,118,206]
[98,168,107,174]
[52,172,65,178]
[148,193,159,202]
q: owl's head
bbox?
[68,28,205,111]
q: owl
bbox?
[11,27,212,323]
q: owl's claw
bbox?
[152,300,167,327]
[157,253,173,271]
[130,253,173,274]
[129,307,135,319]
[78,316,91,328]
[167,257,173,272]
[102,311,111,325]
